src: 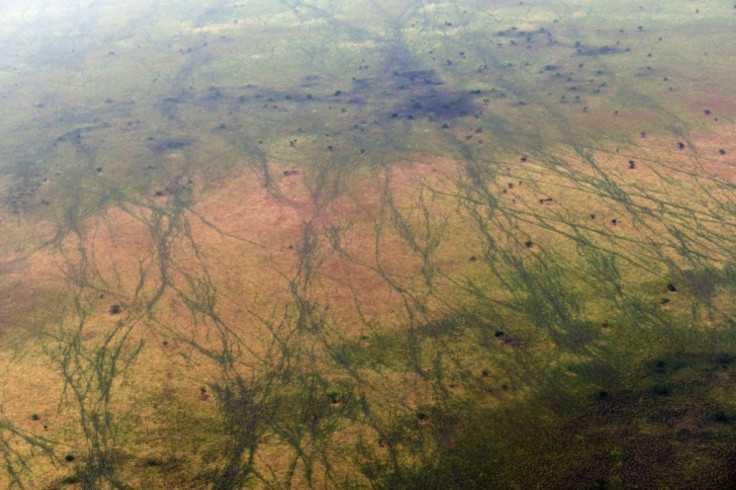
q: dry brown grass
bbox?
[0,111,733,490]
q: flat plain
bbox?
[0,0,734,488]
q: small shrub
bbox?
[676,428,692,440]
[716,354,734,368]
[31,413,40,421]
[417,412,428,421]
[653,383,670,395]
[145,458,159,466]
[524,240,533,248]
[64,454,75,462]
[666,283,677,292]
[713,410,729,423]
[595,477,610,489]
[109,304,121,315]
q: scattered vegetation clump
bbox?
[149,138,192,153]
[0,2,733,488]
[716,354,734,368]
[327,391,340,405]
[653,383,670,395]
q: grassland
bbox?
[0,0,734,488]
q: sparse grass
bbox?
[0,0,734,487]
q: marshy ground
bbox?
[0,0,734,488]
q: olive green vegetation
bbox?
[0,0,735,488]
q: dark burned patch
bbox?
[352,69,442,93]
[352,69,480,121]
[300,74,325,87]
[390,90,477,120]
[164,84,322,110]
[576,45,622,56]
[154,70,475,127]
[148,137,193,154]
[392,69,442,87]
